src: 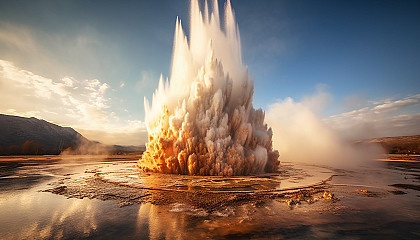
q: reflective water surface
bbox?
[1,155,419,239]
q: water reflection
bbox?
[1,156,420,239]
[134,200,338,239]
[0,156,140,239]
[137,204,188,240]
[0,191,100,239]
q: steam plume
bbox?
[266,92,384,168]
[137,0,279,176]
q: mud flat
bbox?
[1,155,420,239]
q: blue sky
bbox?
[0,0,419,144]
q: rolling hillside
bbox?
[0,114,144,155]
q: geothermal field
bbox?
[1,0,420,239]
[1,154,420,239]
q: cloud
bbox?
[0,22,123,81]
[372,96,420,113]
[0,60,108,125]
[0,22,37,54]
[0,60,147,145]
[77,120,148,146]
[325,94,420,140]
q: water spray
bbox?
[138,0,279,175]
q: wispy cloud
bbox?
[325,94,420,139]
[0,22,38,52]
[372,95,420,113]
[77,120,148,146]
[0,60,147,145]
[0,22,123,81]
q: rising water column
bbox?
[138,0,279,176]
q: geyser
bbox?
[138,0,279,176]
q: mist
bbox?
[266,90,384,168]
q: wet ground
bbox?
[0,155,419,239]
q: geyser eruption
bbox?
[138,0,279,176]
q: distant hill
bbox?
[0,114,145,155]
[0,114,84,155]
[357,135,420,155]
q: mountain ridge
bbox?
[0,114,84,155]
[0,114,144,155]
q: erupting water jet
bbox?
[138,0,279,176]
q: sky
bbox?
[0,0,419,145]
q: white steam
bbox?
[266,90,383,168]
